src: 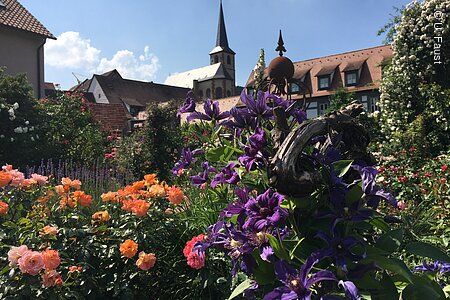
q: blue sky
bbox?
[20,0,412,90]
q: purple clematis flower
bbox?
[177,93,196,117]
[240,90,273,119]
[315,232,365,273]
[264,255,336,300]
[243,189,288,231]
[222,107,257,130]
[190,161,216,187]
[220,187,252,226]
[414,261,450,274]
[187,98,230,122]
[172,148,204,176]
[352,165,397,208]
[211,162,240,188]
[339,281,361,300]
[239,127,267,171]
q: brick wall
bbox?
[88,103,130,132]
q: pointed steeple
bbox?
[211,0,235,55]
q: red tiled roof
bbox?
[0,0,55,39]
[78,69,190,106]
[246,45,393,98]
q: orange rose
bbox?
[72,191,92,207]
[132,180,145,191]
[92,210,111,223]
[78,194,92,207]
[120,239,138,258]
[144,174,158,186]
[0,201,9,216]
[42,249,60,270]
[71,180,81,190]
[136,251,156,270]
[68,265,82,273]
[40,225,58,236]
[61,177,81,190]
[148,184,166,197]
[0,171,12,188]
[130,200,150,217]
[167,186,184,205]
[101,191,117,202]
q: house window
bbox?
[290,83,301,94]
[129,106,140,117]
[318,76,330,90]
[206,88,211,99]
[227,90,231,97]
[345,71,358,86]
[215,87,223,99]
[198,90,204,98]
[370,96,380,112]
[214,56,219,63]
[319,103,329,115]
[227,55,231,65]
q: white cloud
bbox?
[45,31,100,69]
[45,32,160,82]
[96,46,160,81]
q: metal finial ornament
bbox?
[275,30,287,57]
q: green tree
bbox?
[36,92,107,165]
[327,87,355,112]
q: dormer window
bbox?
[318,76,330,90]
[227,55,231,65]
[345,71,358,86]
[214,56,219,63]
[290,82,301,94]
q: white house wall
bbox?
[88,77,109,103]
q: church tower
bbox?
[209,0,235,98]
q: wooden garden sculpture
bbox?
[268,100,373,197]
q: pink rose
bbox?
[8,169,25,186]
[31,174,49,185]
[18,250,44,275]
[7,245,29,267]
[397,201,407,211]
[42,270,63,287]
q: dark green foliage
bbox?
[0,70,42,166]
[36,92,108,165]
[327,87,355,112]
[114,101,183,182]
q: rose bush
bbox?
[0,164,231,299]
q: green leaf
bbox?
[332,160,354,177]
[370,272,398,300]
[369,217,390,232]
[405,242,450,262]
[375,229,403,254]
[228,279,254,300]
[206,146,236,162]
[371,256,413,283]
[401,282,444,300]
[267,234,289,261]
[345,182,363,206]
[289,237,305,260]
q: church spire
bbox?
[214,0,235,54]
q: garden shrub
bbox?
[379,0,450,157]
[0,70,42,167]
[36,92,108,166]
[114,101,183,182]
